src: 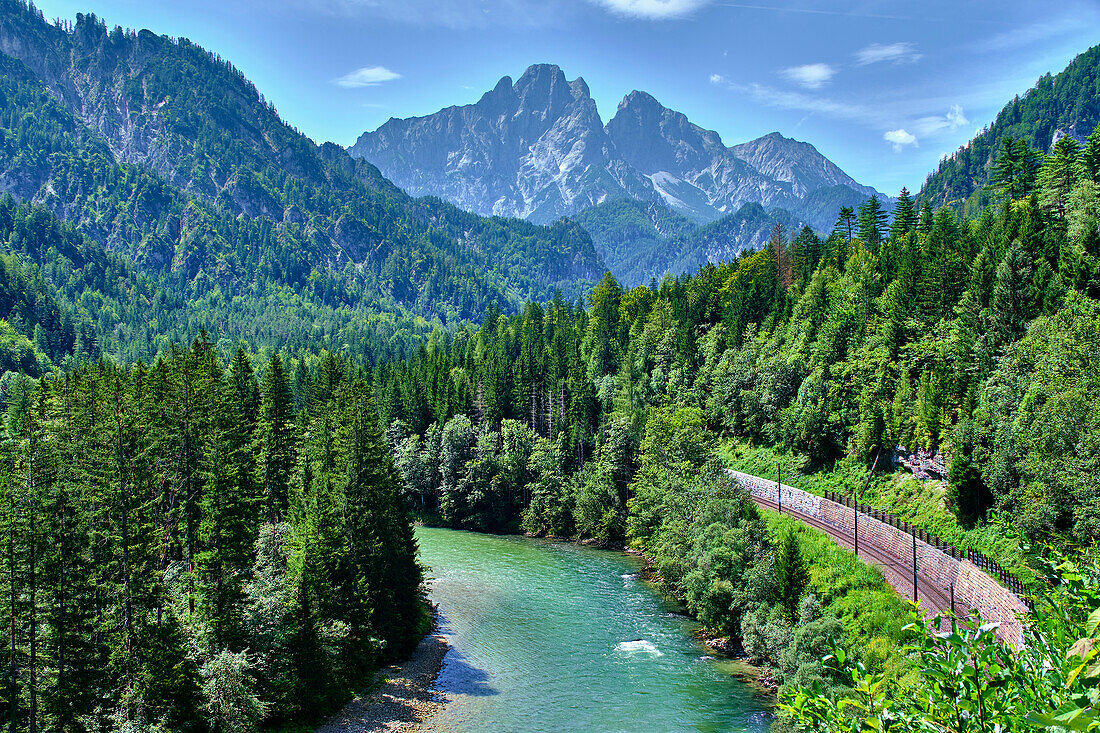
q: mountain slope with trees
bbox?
[370,119,1100,715]
[0,343,425,732]
[921,43,1100,214]
[0,0,606,337]
[573,197,805,286]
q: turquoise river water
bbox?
[416,526,772,732]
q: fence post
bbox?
[777,464,782,514]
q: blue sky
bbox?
[28,0,1100,195]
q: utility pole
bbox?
[855,451,881,557]
[777,464,782,513]
[854,499,859,557]
[912,532,918,603]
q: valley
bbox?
[0,0,1098,731]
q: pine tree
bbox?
[1040,134,1081,219]
[833,206,855,244]
[890,187,917,238]
[41,375,101,731]
[1015,138,1042,197]
[341,393,420,660]
[773,528,807,622]
[857,195,888,251]
[1079,123,1100,184]
[583,273,624,381]
[918,199,934,235]
[196,375,256,649]
[991,241,1035,344]
[258,354,296,523]
[7,383,56,733]
[988,136,1021,201]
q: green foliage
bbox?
[774,528,809,621]
[923,43,1100,214]
[0,342,422,732]
[0,2,613,373]
[781,549,1100,732]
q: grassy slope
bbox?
[722,441,1036,585]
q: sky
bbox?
[27,0,1100,195]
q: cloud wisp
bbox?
[977,12,1099,52]
[855,42,922,66]
[298,0,573,29]
[712,76,973,156]
[912,104,969,137]
[781,63,835,90]
[884,129,918,152]
[716,79,885,125]
[589,0,711,19]
[335,66,402,87]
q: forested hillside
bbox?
[573,197,806,285]
[2,0,1100,729]
[921,43,1100,214]
[370,123,1100,714]
[0,342,423,731]
[0,0,607,363]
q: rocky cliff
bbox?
[350,65,889,231]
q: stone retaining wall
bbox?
[731,470,1027,644]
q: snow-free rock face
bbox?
[349,65,889,227]
[730,131,879,199]
[605,91,792,222]
[349,64,658,223]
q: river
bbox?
[416,526,773,732]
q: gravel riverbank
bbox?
[316,615,449,733]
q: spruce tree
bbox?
[258,354,296,524]
[833,206,855,245]
[1040,134,1081,218]
[890,187,917,238]
[988,136,1021,201]
[1079,123,1100,184]
[773,528,808,622]
[857,195,888,251]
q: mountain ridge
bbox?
[0,4,608,332]
[349,64,890,233]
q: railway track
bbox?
[751,493,955,620]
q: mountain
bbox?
[921,43,1100,214]
[0,1,606,360]
[729,131,879,199]
[349,64,658,223]
[349,64,889,234]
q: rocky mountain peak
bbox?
[570,76,591,100]
[605,90,728,182]
[477,74,518,112]
[348,63,887,228]
[730,131,877,198]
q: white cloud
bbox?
[884,129,918,152]
[780,63,835,90]
[912,104,969,137]
[855,42,921,66]
[589,0,710,19]
[335,66,402,87]
[709,73,725,84]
